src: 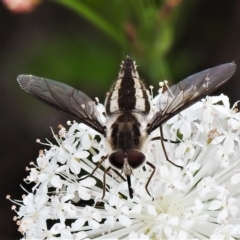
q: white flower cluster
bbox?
[9,94,240,240]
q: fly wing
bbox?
[17,75,106,135]
[147,63,236,134]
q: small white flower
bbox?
[9,94,240,239]
[49,195,77,224]
[71,206,102,230]
[67,177,96,201]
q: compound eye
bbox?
[127,150,145,169]
[109,151,124,169]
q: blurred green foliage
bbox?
[9,0,237,104]
[19,0,198,100]
[53,0,185,80]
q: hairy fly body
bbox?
[17,56,236,199]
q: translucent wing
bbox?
[17,75,106,135]
[147,63,236,134]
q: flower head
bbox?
[8,91,240,239]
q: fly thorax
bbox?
[106,112,148,150]
[105,56,151,115]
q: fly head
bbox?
[109,150,146,173]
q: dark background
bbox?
[1,0,240,239]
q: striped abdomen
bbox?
[105,56,150,115]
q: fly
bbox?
[17,56,236,199]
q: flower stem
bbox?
[52,0,125,45]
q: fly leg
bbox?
[151,136,180,144]
[145,161,156,198]
[101,166,112,199]
[85,162,133,199]
[158,125,183,169]
[79,155,108,181]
